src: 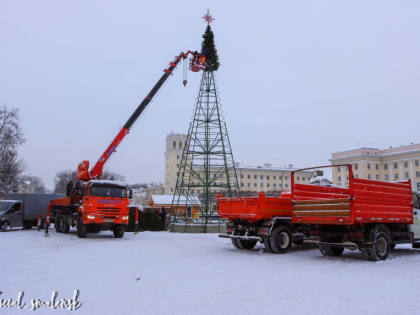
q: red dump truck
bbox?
[218,191,307,253]
[291,164,420,261]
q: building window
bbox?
[376,175,379,180]
[394,162,398,169]
[385,174,389,180]
[346,176,349,181]
[172,141,176,148]
[241,183,244,187]
[178,142,182,149]
[297,176,300,181]
[240,174,244,179]
[267,183,270,187]
[260,175,263,180]
[416,171,420,178]
[384,164,388,170]
[338,167,341,172]
[417,183,420,190]
[355,164,358,170]
[247,183,251,187]
[260,183,263,187]
[248,175,251,179]
[395,173,399,179]
[404,161,409,168]
[285,176,288,180]
[375,164,379,170]
[279,176,283,180]
[273,183,277,187]
[416,160,419,167]
[285,184,288,188]
[338,176,341,182]
[405,172,409,179]
[368,174,371,179]
[176,164,179,168]
[273,176,276,180]
[254,183,257,187]
[254,175,257,179]
[367,163,371,170]
[266,175,270,180]
[302,177,305,181]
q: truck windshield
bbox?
[0,202,14,213]
[90,185,127,198]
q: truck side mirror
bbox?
[129,189,133,200]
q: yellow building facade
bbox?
[331,143,420,191]
[165,133,313,194]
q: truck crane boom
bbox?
[76,50,205,181]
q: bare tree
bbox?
[0,106,26,197]
[19,175,46,193]
[53,170,126,194]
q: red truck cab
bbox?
[49,180,130,238]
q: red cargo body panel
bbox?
[291,164,413,225]
[218,192,292,222]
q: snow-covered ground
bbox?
[1,229,420,315]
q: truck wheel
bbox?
[264,238,273,252]
[231,238,241,249]
[62,216,70,234]
[368,225,391,261]
[55,215,62,233]
[1,221,10,232]
[238,239,257,250]
[270,225,293,254]
[113,225,124,238]
[319,246,344,257]
[76,215,87,238]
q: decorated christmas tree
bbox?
[171,10,240,233]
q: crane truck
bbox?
[47,51,205,238]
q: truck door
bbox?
[411,193,420,240]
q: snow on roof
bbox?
[0,200,19,203]
[151,195,201,206]
[88,180,127,187]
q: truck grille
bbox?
[97,207,121,218]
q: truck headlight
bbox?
[122,216,129,220]
[87,214,95,220]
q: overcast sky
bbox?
[1,0,419,189]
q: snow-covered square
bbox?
[1,229,419,315]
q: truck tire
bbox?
[113,225,124,238]
[1,221,10,232]
[231,238,241,249]
[270,225,293,254]
[62,216,70,234]
[237,239,257,250]
[319,245,344,257]
[368,225,391,261]
[264,238,273,252]
[76,215,87,238]
[55,215,62,233]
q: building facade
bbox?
[165,133,313,194]
[330,143,420,191]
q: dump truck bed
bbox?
[218,192,292,222]
[291,176,413,225]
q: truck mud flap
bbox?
[304,239,359,250]
[219,234,261,241]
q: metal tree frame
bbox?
[171,70,240,232]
